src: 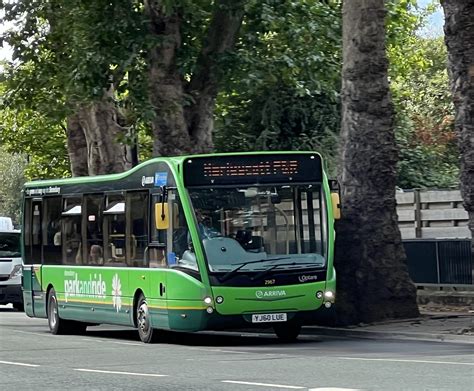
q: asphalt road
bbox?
[1,307,473,391]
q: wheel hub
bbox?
[137,302,150,333]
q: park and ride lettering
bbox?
[64,272,106,302]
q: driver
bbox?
[195,209,222,239]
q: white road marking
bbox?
[0,360,40,367]
[107,341,143,346]
[338,357,474,366]
[79,338,142,346]
[75,368,167,377]
[308,388,361,391]
[222,380,305,389]
[12,329,52,338]
[188,347,250,354]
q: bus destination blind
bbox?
[183,154,322,186]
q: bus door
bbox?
[23,198,44,317]
[147,190,170,329]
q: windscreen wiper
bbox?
[250,262,317,281]
[220,257,290,282]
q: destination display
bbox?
[183,154,322,186]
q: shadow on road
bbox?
[84,326,317,347]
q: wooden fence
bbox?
[396,189,471,239]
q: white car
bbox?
[0,217,23,311]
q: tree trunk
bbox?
[66,95,133,176]
[335,0,419,325]
[441,0,474,254]
[66,113,89,177]
[145,0,245,157]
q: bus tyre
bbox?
[13,302,24,312]
[136,294,155,343]
[47,288,69,335]
[274,322,301,342]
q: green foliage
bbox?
[384,1,459,189]
[391,36,459,189]
[214,0,342,173]
[1,0,458,190]
[0,147,27,225]
[0,82,70,179]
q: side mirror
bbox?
[155,203,169,230]
[331,193,341,220]
[329,179,341,220]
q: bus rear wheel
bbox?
[47,288,67,335]
[274,322,301,342]
[136,294,155,343]
[47,288,86,335]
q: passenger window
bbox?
[23,199,35,265]
[104,194,125,266]
[128,192,148,267]
[62,197,82,264]
[84,195,104,265]
[43,196,62,264]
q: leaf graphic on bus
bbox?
[112,273,122,312]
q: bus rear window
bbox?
[0,232,21,257]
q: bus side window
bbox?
[23,198,34,265]
[84,194,104,265]
[43,196,62,265]
[61,197,82,265]
[30,200,43,263]
[103,194,124,266]
[128,191,149,267]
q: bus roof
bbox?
[24,151,324,189]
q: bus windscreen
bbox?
[183,154,322,186]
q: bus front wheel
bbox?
[274,322,301,342]
[136,294,155,343]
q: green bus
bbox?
[22,152,340,343]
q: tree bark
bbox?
[145,0,245,156]
[335,0,419,325]
[66,93,133,176]
[441,0,474,254]
[65,113,89,177]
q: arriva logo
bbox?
[255,290,287,299]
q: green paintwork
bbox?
[22,151,337,332]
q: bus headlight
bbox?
[216,296,224,304]
[206,306,214,314]
[316,291,323,299]
[324,291,334,299]
[324,302,332,308]
[203,296,213,305]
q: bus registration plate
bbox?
[252,313,287,323]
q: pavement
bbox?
[301,299,474,344]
